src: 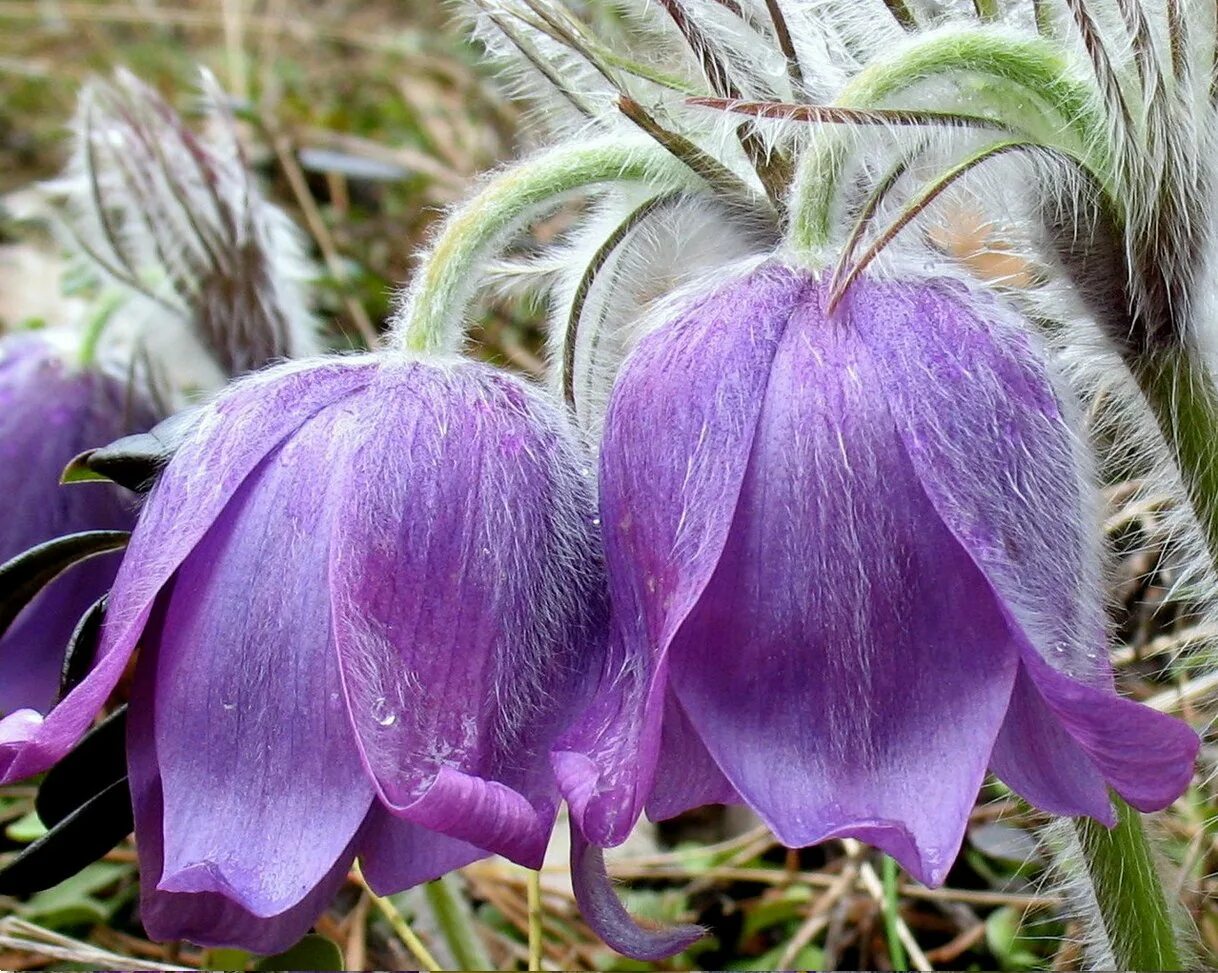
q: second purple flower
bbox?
[556,262,1199,888]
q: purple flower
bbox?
[555,263,1200,888]
[0,353,609,952]
[0,333,155,715]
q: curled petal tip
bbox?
[552,749,637,850]
[570,824,704,961]
[157,862,228,897]
[0,710,44,747]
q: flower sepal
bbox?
[0,706,131,895]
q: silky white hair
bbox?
[47,69,322,406]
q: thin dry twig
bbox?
[0,918,193,972]
[265,122,379,346]
[844,841,933,972]
[776,855,861,968]
[1147,670,1218,712]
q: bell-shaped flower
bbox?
[555,262,1200,889]
[0,332,155,715]
[0,353,607,952]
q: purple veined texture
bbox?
[0,351,623,953]
[557,261,1199,894]
[0,333,158,717]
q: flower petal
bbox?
[141,855,354,955]
[0,357,373,784]
[0,552,122,714]
[851,281,1106,683]
[556,262,806,847]
[329,360,603,868]
[357,805,485,895]
[127,613,355,953]
[669,304,1019,887]
[1014,647,1199,812]
[139,404,373,918]
[0,337,152,715]
[987,665,1114,823]
[645,691,740,822]
[848,280,1198,816]
[570,824,703,961]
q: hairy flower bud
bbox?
[54,70,319,384]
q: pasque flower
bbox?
[0,333,155,715]
[555,262,1200,887]
[0,353,607,952]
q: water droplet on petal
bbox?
[372,696,397,727]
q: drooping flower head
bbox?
[556,261,1199,886]
[0,352,610,952]
[0,332,156,715]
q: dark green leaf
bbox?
[36,706,127,828]
[56,589,107,706]
[0,777,132,895]
[62,410,197,494]
[59,459,111,485]
[985,906,1042,971]
[0,531,129,639]
[58,594,107,701]
[254,934,345,971]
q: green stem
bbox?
[881,856,908,972]
[424,875,494,972]
[395,138,698,355]
[1075,799,1185,971]
[789,28,1110,255]
[353,865,443,972]
[972,0,1000,20]
[1129,348,1218,576]
[77,291,123,368]
[527,868,543,971]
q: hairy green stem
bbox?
[1129,348,1218,575]
[424,875,493,972]
[1079,346,1210,966]
[395,137,697,355]
[790,28,1110,255]
[1075,799,1185,971]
